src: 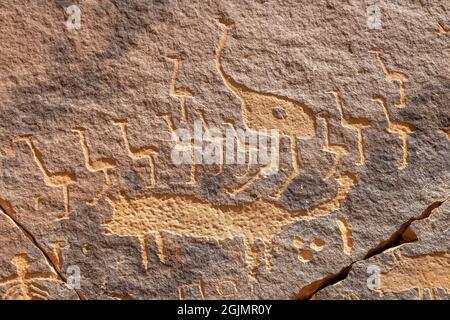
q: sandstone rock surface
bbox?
[0,0,448,299]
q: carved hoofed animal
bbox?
[105,172,356,277]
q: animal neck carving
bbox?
[215,20,315,139]
[0,254,55,300]
[215,20,317,198]
[72,127,116,205]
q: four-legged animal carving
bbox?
[215,20,316,198]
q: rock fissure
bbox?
[297,199,448,300]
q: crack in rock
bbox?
[296,198,448,300]
[0,199,83,300]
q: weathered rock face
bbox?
[315,200,450,300]
[0,1,448,300]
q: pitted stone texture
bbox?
[315,200,450,300]
[0,1,449,299]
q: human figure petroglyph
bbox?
[327,90,370,166]
[167,54,194,123]
[0,254,55,300]
[372,96,415,170]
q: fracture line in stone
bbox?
[13,135,76,220]
[372,96,415,170]
[369,49,408,108]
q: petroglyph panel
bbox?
[0,1,448,300]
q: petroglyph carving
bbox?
[292,236,326,263]
[105,172,355,276]
[437,23,450,36]
[50,241,67,271]
[369,49,408,108]
[158,112,198,185]
[82,243,91,255]
[222,120,267,179]
[112,120,159,188]
[178,280,205,300]
[378,251,450,299]
[215,20,316,138]
[215,279,238,298]
[336,217,353,256]
[72,127,117,205]
[167,54,194,122]
[327,90,370,166]
[0,254,56,300]
[319,116,350,180]
[177,278,238,299]
[13,135,76,220]
[153,19,362,201]
[215,20,316,198]
[372,96,415,170]
[34,196,40,211]
[439,129,450,140]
